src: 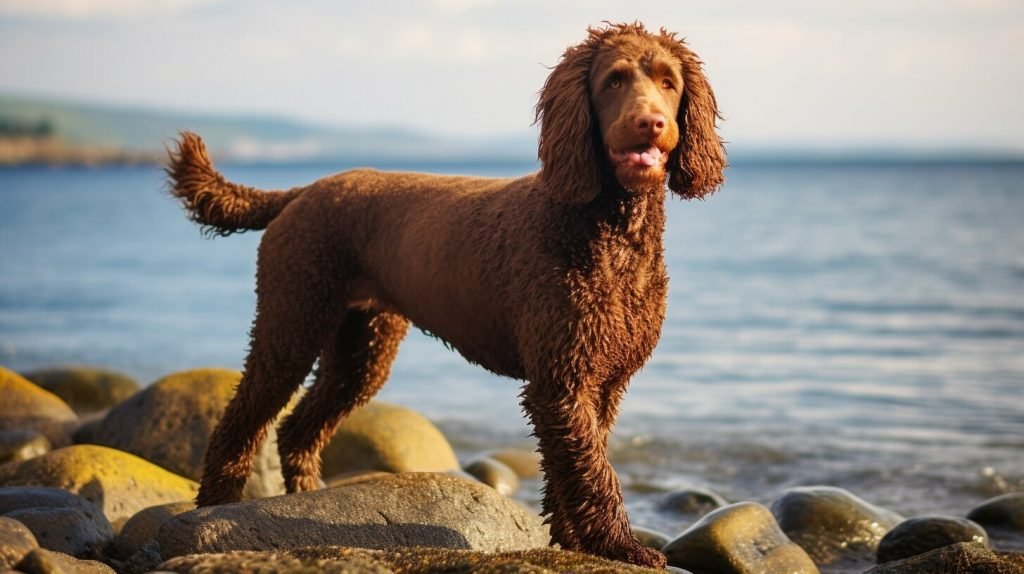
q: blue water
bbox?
[1,162,1022,534]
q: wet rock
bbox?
[0,487,113,559]
[477,448,543,479]
[321,401,459,476]
[0,445,198,532]
[658,487,729,516]
[156,546,665,574]
[112,501,195,560]
[463,456,520,496]
[83,368,287,499]
[662,501,819,574]
[0,366,77,447]
[134,473,547,570]
[21,367,139,415]
[0,430,51,464]
[0,516,38,570]
[864,541,1024,574]
[15,548,115,574]
[770,485,904,565]
[877,515,989,564]
[632,526,671,551]
[969,493,1024,533]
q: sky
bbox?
[1,0,1022,151]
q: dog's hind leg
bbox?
[196,228,346,507]
[277,308,409,493]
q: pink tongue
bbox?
[627,147,660,166]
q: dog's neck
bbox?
[554,180,668,274]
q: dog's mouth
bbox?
[608,145,669,170]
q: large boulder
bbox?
[0,487,113,559]
[0,445,198,532]
[0,366,77,447]
[770,485,904,566]
[156,546,665,574]
[134,473,548,569]
[20,366,139,415]
[662,501,819,574]
[321,402,459,476]
[82,368,287,499]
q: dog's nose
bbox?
[635,113,666,137]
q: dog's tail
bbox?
[166,132,302,236]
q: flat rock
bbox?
[156,545,664,573]
[0,516,38,570]
[662,501,819,574]
[0,430,51,464]
[0,445,198,532]
[82,368,287,499]
[770,485,904,566]
[21,367,139,415]
[134,472,548,570]
[321,401,459,476]
[865,542,1024,574]
[0,487,113,559]
[15,548,115,574]
[0,366,77,447]
[877,515,989,564]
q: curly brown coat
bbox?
[167,22,725,568]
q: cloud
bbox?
[0,0,220,20]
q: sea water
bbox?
[1,161,1021,533]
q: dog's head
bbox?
[535,22,726,203]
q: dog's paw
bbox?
[605,542,667,569]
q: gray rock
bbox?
[82,368,285,500]
[112,501,195,560]
[770,485,904,566]
[136,472,548,569]
[865,541,1024,574]
[662,501,819,574]
[21,367,139,415]
[658,487,728,516]
[0,487,113,559]
[0,430,51,464]
[0,516,39,570]
[15,547,115,574]
[877,515,989,564]
[463,456,520,496]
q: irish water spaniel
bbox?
[167,22,725,568]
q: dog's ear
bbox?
[535,36,602,204]
[661,32,726,199]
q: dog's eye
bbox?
[661,79,675,90]
[608,78,622,89]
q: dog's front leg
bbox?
[521,378,667,569]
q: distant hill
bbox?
[1,92,1021,167]
[0,93,537,165]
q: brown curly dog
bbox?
[167,22,724,568]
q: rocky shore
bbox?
[1,364,1022,573]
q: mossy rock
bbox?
[0,366,77,447]
[321,401,459,476]
[156,545,665,574]
[84,368,289,499]
[21,366,139,415]
[0,444,198,532]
